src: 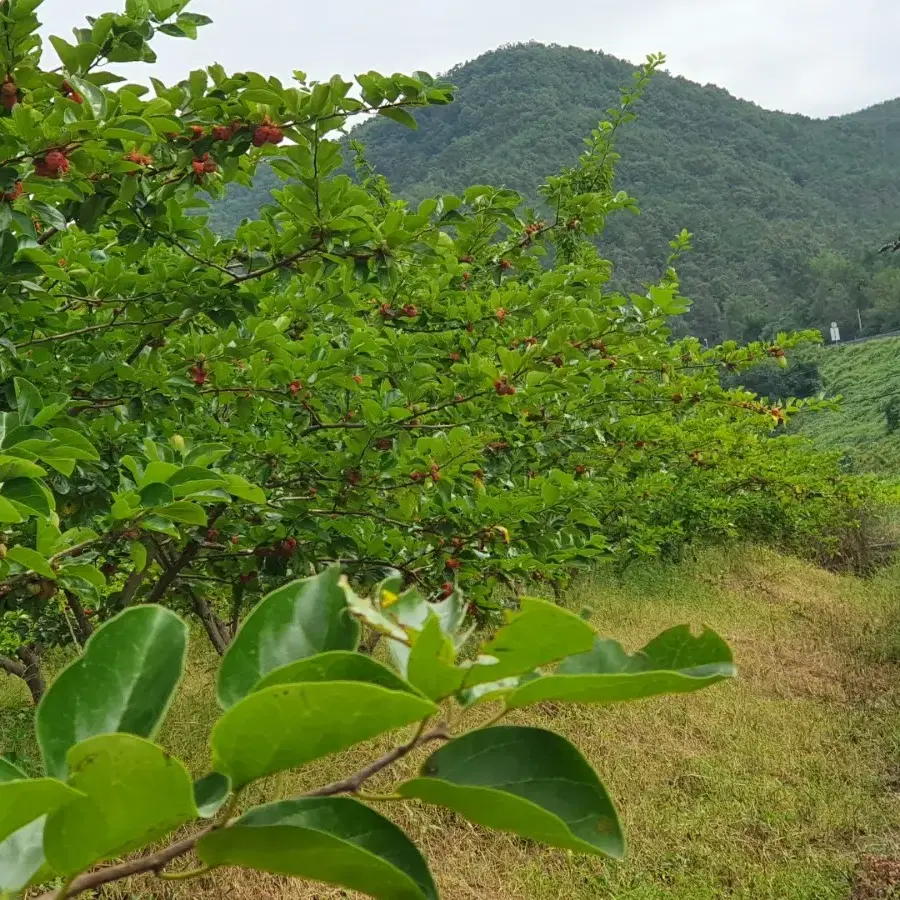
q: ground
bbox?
[4,546,900,900]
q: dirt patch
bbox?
[852,855,900,899]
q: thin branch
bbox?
[16,317,176,349]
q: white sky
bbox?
[35,0,900,118]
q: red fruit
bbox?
[231,534,240,545]
[551,355,564,368]
[61,81,83,104]
[495,308,507,323]
[252,124,284,146]
[439,582,454,599]
[124,529,140,541]
[430,464,441,482]
[401,304,418,318]
[83,607,94,616]
[190,124,206,139]
[575,465,587,476]
[35,150,69,178]
[192,154,217,179]
[466,323,474,333]
[123,150,152,167]
[191,365,208,386]
[445,558,461,570]
[280,537,298,555]
[346,469,362,486]
[1,77,18,111]
[212,125,233,142]
[454,394,465,404]
[379,303,394,319]
[449,352,461,362]
[58,258,66,267]
[499,259,512,271]
[102,562,117,577]
[462,272,470,282]
[203,158,218,173]
[352,374,363,385]
[290,380,302,395]
[767,346,786,358]
[0,181,23,202]
[206,529,220,542]
[239,571,258,584]
[459,255,474,263]
[409,471,424,483]
[376,438,393,451]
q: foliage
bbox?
[792,338,900,475]
[210,42,900,345]
[723,358,822,402]
[885,396,900,435]
[0,567,736,898]
[0,2,872,713]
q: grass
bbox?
[794,337,900,475]
[5,546,900,900]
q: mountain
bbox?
[210,43,900,343]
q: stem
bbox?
[158,866,213,882]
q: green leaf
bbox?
[0,778,81,845]
[0,816,52,895]
[7,546,54,579]
[462,597,596,687]
[254,651,420,696]
[194,772,231,819]
[198,798,437,900]
[139,481,174,507]
[36,606,188,780]
[0,759,26,783]
[68,75,106,118]
[0,454,46,480]
[13,378,42,424]
[378,107,418,130]
[398,726,624,858]
[223,473,266,504]
[43,734,197,876]
[2,477,52,517]
[211,682,436,788]
[159,501,207,525]
[217,566,360,709]
[407,615,465,701]
[505,627,736,710]
[48,427,100,461]
[0,497,22,524]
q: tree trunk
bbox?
[64,590,94,642]
[15,645,45,704]
[189,589,230,656]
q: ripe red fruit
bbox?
[211,125,233,142]
[1,77,18,111]
[495,308,507,323]
[34,150,69,178]
[0,181,23,202]
[575,465,587,476]
[252,124,284,146]
[206,529,220,542]
[409,471,425,482]
[191,365,208,386]
[346,469,362,486]
[462,272,470,282]
[551,355,564,368]
[493,378,516,396]
[61,81,83,104]
[190,124,206,139]
[83,607,94,616]
[449,352,461,362]
[401,304,418,318]
[123,150,152,168]
[445,558,461,570]
[290,380,302,395]
[231,534,240,545]
[192,154,217,179]
[430,464,441,482]
[352,374,363,385]
[459,255,474,263]
[280,537,298,555]
[308,486,318,497]
[439,582,454,599]
[454,394,465,404]
[466,323,474,333]
[376,438,393,451]
[379,303,394,319]
[499,259,512,271]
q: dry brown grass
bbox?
[7,545,900,900]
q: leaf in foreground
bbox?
[198,797,437,900]
[211,682,436,787]
[217,565,360,709]
[505,625,736,709]
[36,605,188,779]
[43,734,198,876]
[398,725,624,858]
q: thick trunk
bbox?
[65,590,94,642]
[15,645,45,704]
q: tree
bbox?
[0,0,865,710]
[885,396,900,434]
[4,567,736,899]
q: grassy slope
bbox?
[795,337,900,475]
[7,548,900,899]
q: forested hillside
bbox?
[211,43,900,344]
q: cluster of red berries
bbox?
[192,153,218,180]
[191,365,208,386]
[290,380,303,395]
[60,80,83,104]
[35,150,69,179]
[495,308,507,323]
[252,124,284,147]
[123,150,152,168]
[499,259,512,271]
[767,346,786,358]
[1,77,18,111]
[0,181,23,202]
[494,377,516,396]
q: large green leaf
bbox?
[198,797,437,900]
[6,546,54,578]
[217,566,360,709]
[194,772,232,819]
[0,817,52,895]
[461,597,596,687]
[407,615,465,701]
[211,682,436,788]
[398,726,624,858]
[43,734,198,876]
[254,651,420,695]
[505,626,736,710]
[2,477,52,518]
[0,779,81,845]
[36,605,188,780]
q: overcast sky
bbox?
[35,0,899,119]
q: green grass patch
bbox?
[3,547,900,899]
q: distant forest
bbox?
[209,43,900,344]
